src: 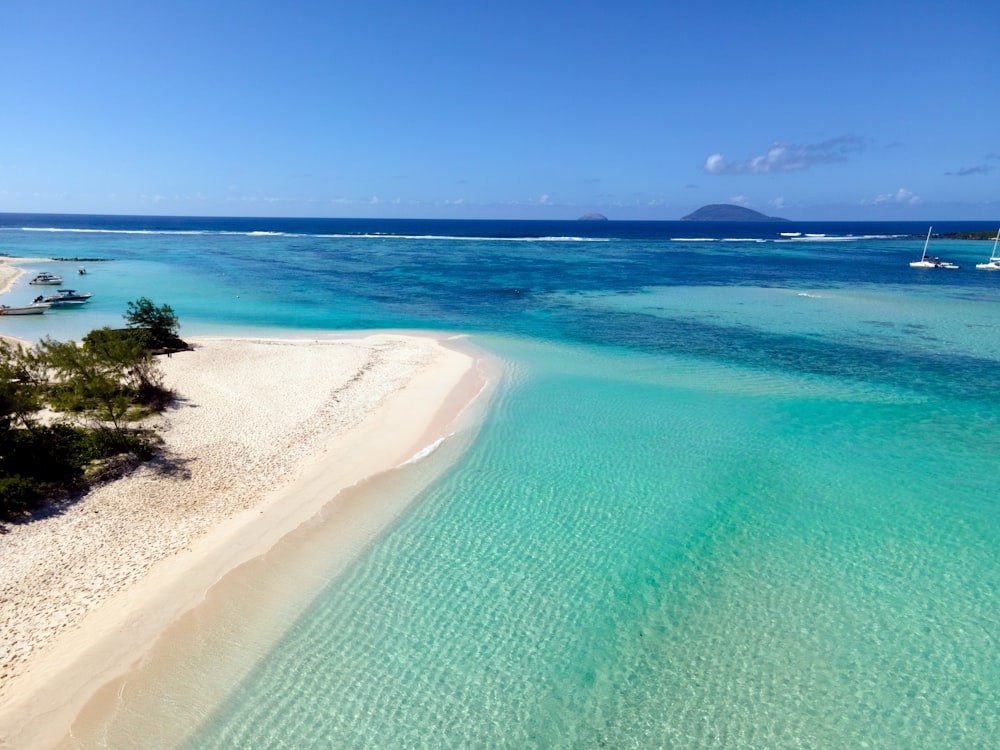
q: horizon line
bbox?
[1,211,997,224]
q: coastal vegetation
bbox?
[0,298,184,521]
[122,297,184,351]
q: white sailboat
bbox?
[975,229,1000,270]
[909,226,959,269]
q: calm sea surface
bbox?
[2,215,998,748]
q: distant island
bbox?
[681,204,789,222]
[578,213,608,221]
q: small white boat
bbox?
[0,303,51,315]
[38,289,93,306]
[910,226,960,269]
[29,272,63,285]
[975,229,1000,270]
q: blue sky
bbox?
[2,0,998,220]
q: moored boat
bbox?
[29,272,63,285]
[0,303,51,315]
[975,229,1000,270]
[38,289,93,306]
[909,226,960,269]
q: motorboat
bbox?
[910,226,959,269]
[38,289,93,306]
[29,272,63,285]
[0,303,51,315]
[975,229,1000,270]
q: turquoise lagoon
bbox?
[1,216,997,748]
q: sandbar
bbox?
[0,260,26,296]
[0,256,53,296]
[0,332,492,749]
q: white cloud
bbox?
[705,136,868,175]
[770,197,785,210]
[874,188,921,205]
[539,194,552,205]
[705,154,725,173]
[730,195,750,207]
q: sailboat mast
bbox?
[921,226,932,261]
[991,229,1000,262]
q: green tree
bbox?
[0,340,45,434]
[82,327,167,406]
[37,331,164,431]
[124,297,180,349]
[0,342,58,518]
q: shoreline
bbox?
[0,259,27,296]
[0,257,51,347]
[0,332,495,749]
[0,256,54,296]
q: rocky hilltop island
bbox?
[681,204,788,221]
[578,213,609,221]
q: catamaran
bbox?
[909,226,959,269]
[975,229,1000,270]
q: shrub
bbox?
[0,474,47,520]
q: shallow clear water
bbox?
[182,341,998,749]
[2,216,997,748]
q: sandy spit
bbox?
[0,257,55,296]
[0,333,488,749]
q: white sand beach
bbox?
[0,333,490,749]
[0,256,53,296]
[0,265,19,296]
[0,259,28,296]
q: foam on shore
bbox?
[0,333,493,749]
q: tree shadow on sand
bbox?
[1,428,194,532]
[142,449,194,480]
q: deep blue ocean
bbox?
[2,214,998,748]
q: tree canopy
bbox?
[124,297,183,350]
